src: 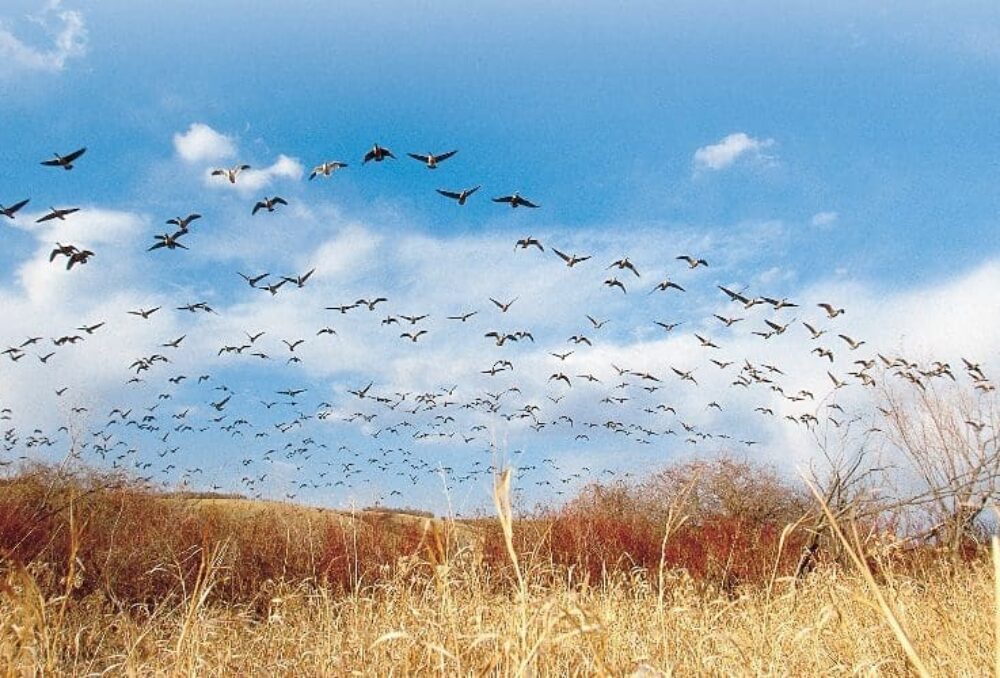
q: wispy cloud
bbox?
[810,211,838,228]
[693,132,775,171]
[0,1,87,76]
[173,123,237,164]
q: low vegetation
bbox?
[1,450,998,675]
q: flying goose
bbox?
[490,297,517,313]
[41,147,86,170]
[713,314,743,327]
[603,277,627,293]
[0,199,29,219]
[355,297,388,311]
[676,254,708,268]
[608,257,641,277]
[128,306,161,319]
[552,249,590,267]
[446,311,478,322]
[802,321,826,339]
[818,303,845,318]
[492,193,539,209]
[651,278,685,293]
[838,334,866,350]
[694,334,719,349]
[166,214,201,231]
[515,235,544,251]
[281,268,316,287]
[363,144,395,163]
[36,207,80,223]
[252,196,288,214]
[437,186,480,205]
[309,161,348,180]
[148,230,188,251]
[762,297,798,310]
[211,164,251,183]
[407,150,457,169]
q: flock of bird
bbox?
[0,140,995,510]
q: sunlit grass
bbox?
[0,463,995,675]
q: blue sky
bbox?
[0,1,997,513]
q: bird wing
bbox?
[552,248,570,262]
[518,197,539,208]
[492,195,513,203]
[407,153,430,163]
[436,189,461,200]
[433,150,458,163]
[63,147,87,163]
[7,199,29,214]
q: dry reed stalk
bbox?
[804,475,932,677]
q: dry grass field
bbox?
[1,463,997,676]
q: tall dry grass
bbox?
[0,463,997,675]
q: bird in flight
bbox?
[713,314,743,327]
[492,193,539,209]
[0,199,29,220]
[252,196,288,215]
[282,268,316,288]
[348,382,374,399]
[490,297,517,313]
[128,306,161,319]
[553,249,591,267]
[446,311,478,322]
[408,150,457,169]
[818,303,846,318]
[363,144,395,163]
[838,334,866,350]
[36,207,80,223]
[41,147,87,170]
[676,254,708,268]
[261,279,287,296]
[238,272,270,288]
[148,231,188,251]
[603,277,627,294]
[400,330,428,342]
[608,257,641,277]
[437,186,480,205]
[356,297,388,311]
[166,214,201,231]
[49,243,93,270]
[515,236,544,251]
[309,161,348,180]
[211,164,251,184]
[651,278,685,293]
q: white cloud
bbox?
[810,211,838,228]
[173,123,236,164]
[0,1,87,75]
[693,132,775,171]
